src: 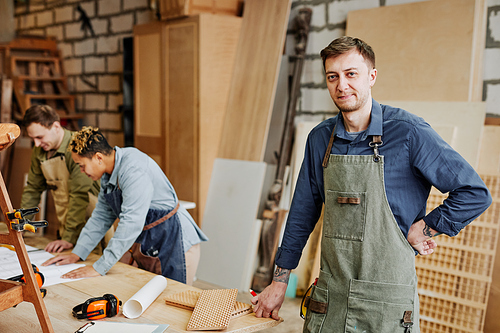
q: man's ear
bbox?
[369,68,377,88]
[52,121,62,130]
[94,152,104,164]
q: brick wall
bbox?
[14,0,155,147]
[13,0,500,143]
[290,0,500,121]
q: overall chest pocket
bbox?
[324,190,366,241]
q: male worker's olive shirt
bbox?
[21,129,100,244]
[275,100,492,269]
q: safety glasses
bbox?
[300,277,318,319]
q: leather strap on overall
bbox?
[143,202,180,231]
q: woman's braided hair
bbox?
[69,126,113,158]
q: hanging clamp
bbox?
[6,207,48,233]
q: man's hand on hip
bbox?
[408,219,439,255]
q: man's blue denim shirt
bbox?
[275,99,492,269]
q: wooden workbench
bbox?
[0,236,282,332]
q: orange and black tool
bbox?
[6,207,48,233]
[8,264,47,297]
[72,294,122,320]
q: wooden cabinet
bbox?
[133,15,241,225]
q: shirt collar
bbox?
[104,147,121,186]
[334,98,383,140]
[55,128,72,155]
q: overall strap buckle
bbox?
[369,135,383,162]
[402,310,413,333]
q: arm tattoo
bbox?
[423,224,442,237]
[273,267,291,284]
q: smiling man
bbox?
[251,36,491,332]
[21,105,106,253]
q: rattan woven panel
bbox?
[416,175,500,333]
[165,290,252,318]
[186,288,238,331]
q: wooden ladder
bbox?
[0,124,54,333]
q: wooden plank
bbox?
[485,117,500,126]
[11,56,59,63]
[379,101,486,169]
[477,125,500,175]
[159,0,242,20]
[0,37,58,53]
[166,21,198,223]
[346,0,486,102]
[25,94,73,100]
[14,76,65,81]
[217,0,291,161]
[198,14,242,226]
[288,121,320,293]
[0,79,12,123]
[133,22,164,153]
[197,158,267,291]
[263,56,289,164]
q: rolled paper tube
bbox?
[123,275,168,318]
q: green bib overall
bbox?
[303,133,420,333]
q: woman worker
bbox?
[43,126,207,285]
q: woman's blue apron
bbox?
[103,188,186,283]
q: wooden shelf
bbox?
[1,37,79,130]
[15,75,64,81]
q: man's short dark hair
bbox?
[320,36,375,69]
[23,104,60,128]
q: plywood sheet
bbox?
[166,21,198,220]
[290,121,320,196]
[380,101,486,168]
[198,14,242,226]
[346,0,486,102]
[197,159,267,290]
[263,56,289,165]
[288,121,320,293]
[477,125,500,175]
[134,23,163,139]
[218,0,291,161]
